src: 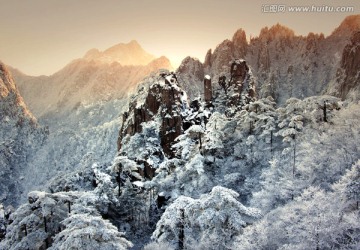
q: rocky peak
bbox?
[0,62,36,125]
[177,57,204,80]
[0,61,42,207]
[178,16,358,108]
[83,40,156,65]
[127,40,142,48]
[83,48,101,60]
[13,51,172,118]
[232,29,247,47]
[176,57,205,100]
[338,31,360,100]
[215,59,256,109]
[232,29,248,58]
[118,72,186,157]
[331,15,360,37]
[117,58,258,181]
[229,59,255,104]
[203,49,212,69]
[147,56,173,70]
[0,63,17,98]
[206,39,234,76]
[230,59,249,85]
[258,24,295,43]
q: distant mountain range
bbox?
[83,40,156,65]
[0,41,171,206]
[178,15,360,103]
[10,40,172,118]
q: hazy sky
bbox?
[0,0,358,76]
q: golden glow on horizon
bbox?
[0,0,358,76]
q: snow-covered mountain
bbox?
[2,60,359,249]
[1,16,359,249]
[12,45,171,118]
[0,62,45,207]
[178,15,360,104]
[3,41,172,207]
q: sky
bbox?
[0,0,358,76]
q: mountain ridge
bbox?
[83,40,156,66]
[0,62,36,125]
[11,43,172,117]
[179,14,360,103]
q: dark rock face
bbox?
[160,112,183,157]
[230,59,249,91]
[158,81,184,156]
[228,59,256,106]
[204,76,212,104]
[118,73,184,157]
[339,31,360,100]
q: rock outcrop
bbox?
[176,57,204,100]
[118,72,186,157]
[227,59,256,107]
[204,75,212,105]
[230,59,250,91]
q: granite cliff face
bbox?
[213,59,256,110]
[229,59,255,102]
[0,62,45,207]
[118,72,185,157]
[115,72,187,180]
[176,57,204,100]
[338,31,360,100]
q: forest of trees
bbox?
[1,72,359,249]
